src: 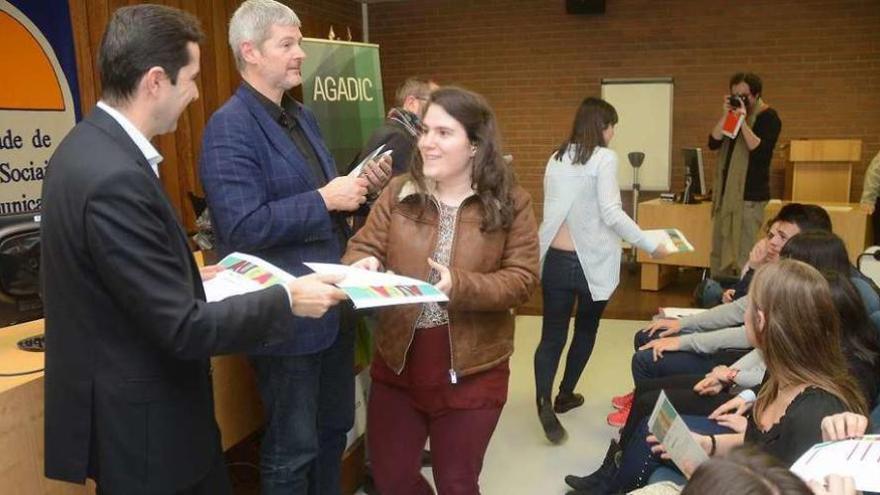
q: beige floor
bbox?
[358,315,646,494]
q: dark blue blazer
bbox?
[200,84,343,355]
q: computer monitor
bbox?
[0,211,42,328]
[682,147,706,203]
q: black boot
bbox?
[564,439,621,490]
[554,391,585,413]
[537,397,567,444]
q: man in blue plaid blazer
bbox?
[198,2,389,494]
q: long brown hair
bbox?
[410,86,516,232]
[555,97,618,165]
[749,260,867,419]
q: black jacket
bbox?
[40,107,295,493]
[353,117,417,177]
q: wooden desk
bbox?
[0,319,262,494]
[637,199,871,291]
[636,199,713,290]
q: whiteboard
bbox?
[601,79,673,191]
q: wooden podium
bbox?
[785,139,862,202]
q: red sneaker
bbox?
[607,403,632,427]
[611,391,634,410]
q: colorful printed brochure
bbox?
[644,228,695,253]
[648,391,710,475]
[790,435,880,492]
[304,262,448,309]
[203,252,295,303]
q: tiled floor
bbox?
[355,315,644,494]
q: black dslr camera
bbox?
[728,95,746,109]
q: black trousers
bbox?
[534,247,608,400]
[95,452,231,495]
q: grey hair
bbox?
[228,0,301,71]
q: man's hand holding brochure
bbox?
[203,252,447,312]
[305,262,448,309]
[202,252,346,318]
[349,143,393,179]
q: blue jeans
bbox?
[250,319,355,495]
[534,248,608,400]
[631,348,718,384]
[631,331,748,385]
[611,415,733,492]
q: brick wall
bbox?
[366,0,880,218]
[290,0,362,40]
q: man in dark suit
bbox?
[40,5,346,494]
[199,1,390,493]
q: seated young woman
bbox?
[613,205,835,421]
[566,231,879,492]
[567,259,867,494]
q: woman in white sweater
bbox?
[534,97,667,443]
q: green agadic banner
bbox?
[300,38,385,175]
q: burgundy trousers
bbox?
[368,325,508,495]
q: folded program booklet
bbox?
[644,228,695,254]
[790,435,880,492]
[203,252,295,303]
[304,262,448,309]
[648,391,710,475]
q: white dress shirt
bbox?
[97,101,162,177]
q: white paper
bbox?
[644,228,695,253]
[345,369,369,451]
[304,262,448,309]
[348,144,386,177]
[790,436,880,492]
[660,307,707,319]
[203,252,295,302]
[648,391,710,474]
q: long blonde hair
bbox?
[749,260,866,418]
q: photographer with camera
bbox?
[708,72,782,278]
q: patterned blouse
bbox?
[415,200,458,329]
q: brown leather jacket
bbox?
[342,176,540,380]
